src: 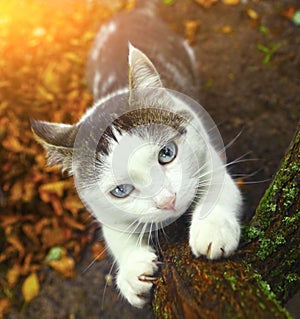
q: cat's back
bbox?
[86,2,199,101]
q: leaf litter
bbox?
[0,0,294,317]
[0,0,122,315]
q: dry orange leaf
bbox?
[247,9,260,20]
[63,215,86,231]
[22,272,40,303]
[91,241,107,261]
[221,25,233,34]
[1,135,24,153]
[39,180,72,200]
[194,0,218,9]
[41,226,65,248]
[236,177,245,188]
[47,256,76,278]
[51,195,64,216]
[9,181,23,202]
[63,194,83,216]
[7,264,21,287]
[184,20,201,45]
[36,85,55,101]
[6,235,25,259]
[0,298,10,319]
[22,223,39,245]
[222,0,240,5]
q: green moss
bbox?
[223,272,237,291]
[256,234,286,261]
[283,213,300,224]
[286,273,300,283]
[242,225,264,242]
[282,183,298,207]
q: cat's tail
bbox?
[134,0,161,15]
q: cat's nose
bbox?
[155,192,176,211]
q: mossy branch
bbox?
[243,128,300,303]
[152,128,300,318]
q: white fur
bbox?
[78,46,241,307]
[91,21,117,61]
[93,71,102,97]
[80,93,241,306]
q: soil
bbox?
[6,0,300,318]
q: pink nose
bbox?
[156,193,176,211]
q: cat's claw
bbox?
[138,274,158,282]
[189,209,240,260]
[206,242,212,257]
[117,248,159,308]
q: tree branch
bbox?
[152,128,300,318]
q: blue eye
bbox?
[158,141,177,165]
[110,184,134,198]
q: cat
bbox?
[31,1,242,309]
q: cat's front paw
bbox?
[189,211,240,260]
[116,248,158,308]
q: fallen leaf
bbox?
[39,180,72,200]
[7,264,21,287]
[51,195,64,216]
[23,182,36,203]
[184,20,201,45]
[6,235,25,259]
[0,298,10,319]
[47,256,75,278]
[236,177,245,188]
[63,194,83,216]
[194,0,218,9]
[222,0,239,5]
[2,136,24,153]
[22,223,39,245]
[46,246,64,261]
[91,241,107,261]
[41,226,65,248]
[162,0,175,5]
[221,25,233,34]
[280,6,296,20]
[36,85,55,101]
[247,9,260,20]
[22,272,40,303]
[63,215,86,231]
[9,181,23,202]
[292,10,300,26]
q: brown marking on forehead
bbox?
[114,108,187,133]
[97,108,188,155]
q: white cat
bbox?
[31,2,242,309]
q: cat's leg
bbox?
[189,167,242,260]
[102,225,158,308]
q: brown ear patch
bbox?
[31,119,78,174]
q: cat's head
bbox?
[31,44,213,233]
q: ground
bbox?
[1,0,299,318]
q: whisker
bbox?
[237,179,271,185]
[222,129,243,152]
[81,245,109,274]
[101,259,117,310]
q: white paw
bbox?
[116,248,158,308]
[189,211,240,260]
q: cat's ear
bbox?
[31,119,78,175]
[128,43,163,91]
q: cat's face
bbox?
[71,101,209,233]
[31,44,215,233]
[79,119,203,232]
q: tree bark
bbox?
[152,128,300,319]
